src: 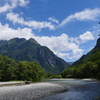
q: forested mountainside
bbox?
[0,38,70,74]
[61,37,100,79]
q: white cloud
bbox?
[79,31,94,42]
[1,0,56,31]
[48,17,59,24]
[59,8,100,27]
[33,33,84,60]
[6,12,55,30]
[69,49,84,59]
[0,23,33,40]
[0,23,94,61]
[92,24,100,39]
[0,0,29,13]
[0,3,13,13]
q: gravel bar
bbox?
[0,82,67,100]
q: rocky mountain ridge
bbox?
[0,38,70,74]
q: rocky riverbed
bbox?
[0,82,67,100]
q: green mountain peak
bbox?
[0,37,70,74]
[28,38,40,45]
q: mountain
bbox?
[0,40,7,45]
[0,37,70,74]
[61,37,100,79]
[71,37,100,67]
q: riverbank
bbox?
[0,82,68,100]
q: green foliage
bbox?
[61,68,75,78]
[51,75,62,78]
[61,52,99,79]
[46,73,62,79]
[0,55,45,82]
[61,61,98,79]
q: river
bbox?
[37,79,100,100]
[0,79,100,100]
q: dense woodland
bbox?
[0,55,45,81]
[61,51,100,79]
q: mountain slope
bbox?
[0,38,69,74]
[61,37,100,79]
[71,37,100,67]
[0,40,7,46]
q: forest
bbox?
[61,51,100,79]
[0,55,45,82]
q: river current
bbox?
[37,79,100,100]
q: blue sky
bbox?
[0,0,100,62]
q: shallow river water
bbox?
[37,79,100,100]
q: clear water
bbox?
[37,79,100,100]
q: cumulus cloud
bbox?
[6,12,55,30]
[0,23,94,61]
[0,23,33,40]
[79,31,94,42]
[69,49,84,59]
[0,3,12,13]
[0,0,55,31]
[0,0,29,13]
[34,34,84,60]
[59,8,100,27]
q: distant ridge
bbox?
[67,62,74,65]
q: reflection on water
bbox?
[37,79,100,100]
